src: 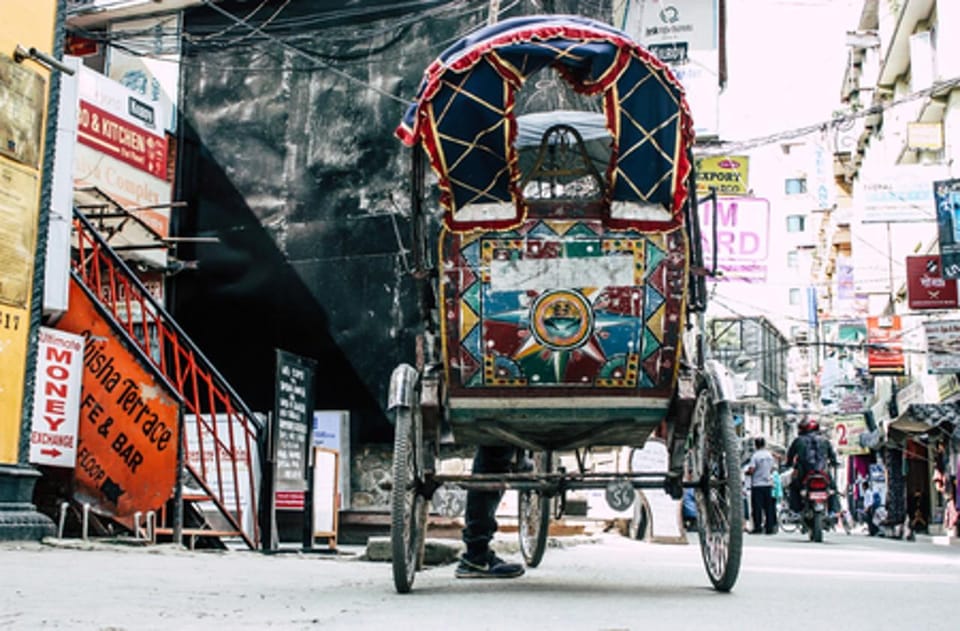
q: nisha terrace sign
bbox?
[56,280,180,523]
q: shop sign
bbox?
[696,155,749,196]
[906,255,959,309]
[833,413,869,456]
[866,315,905,375]
[698,197,770,282]
[29,328,84,467]
[924,319,960,374]
[272,349,316,509]
[77,100,167,179]
[55,279,180,521]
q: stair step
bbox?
[154,527,242,538]
[182,493,215,503]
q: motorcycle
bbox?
[780,470,848,542]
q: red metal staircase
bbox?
[70,209,262,549]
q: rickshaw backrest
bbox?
[520,124,605,203]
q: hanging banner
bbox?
[29,328,85,468]
[933,178,960,278]
[906,255,959,309]
[866,315,905,375]
[924,320,960,374]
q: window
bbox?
[709,320,742,350]
[789,288,802,305]
[786,215,805,232]
[787,250,798,268]
[785,178,807,195]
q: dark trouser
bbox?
[462,445,516,558]
[751,485,776,533]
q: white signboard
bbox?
[699,197,770,282]
[184,414,262,537]
[924,319,960,373]
[313,410,351,509]
[618,0,720,137]
[30,328,84,467]
[855,166,947,223]
[630,439,684,542]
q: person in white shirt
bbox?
[745,436,777,534]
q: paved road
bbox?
[1,528,958,630]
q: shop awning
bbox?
[889,403,960,438]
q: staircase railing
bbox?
[71,209,261,549]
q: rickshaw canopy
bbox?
[395,15,695,231]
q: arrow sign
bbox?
[41,447,62,458]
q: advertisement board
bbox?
[858,166,946,223]
[866,315,905,375]
[698,197,770,282]
[272,349,316,510]
[906,255,959,309]
[924,320,960,374]
[933,178,960,279]
[73,64,172,243]
[55,279,180,521]
[183,413,262,539]
[618,0,720,137]
[696,155,748,196]
[29,328,84,468]
[833,414,869,456]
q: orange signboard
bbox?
[55,278,180,521]
[866,315,905,375]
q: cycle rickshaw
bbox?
[388,15,743,593]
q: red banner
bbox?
[77,100,168,180]
[906,255,959,309]
[867,315,905,375]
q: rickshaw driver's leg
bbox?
[456,445,525,579]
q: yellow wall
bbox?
[0,0,57,463]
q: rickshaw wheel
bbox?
[687,385,743,592]
[518,450,552,567]
[390,405,427,594]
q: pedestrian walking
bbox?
[745,436,777,534]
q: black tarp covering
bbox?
[173,1,611,443]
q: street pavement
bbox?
[1,526,958,630]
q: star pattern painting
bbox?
[442,219,687,393]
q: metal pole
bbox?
[487,0,500,25]
[172,407,184,546]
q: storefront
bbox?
[887,403,960,536]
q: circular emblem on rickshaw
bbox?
[529,289,594,350]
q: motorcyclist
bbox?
[785,418,840,515]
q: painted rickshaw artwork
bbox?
[388,15,743,593]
